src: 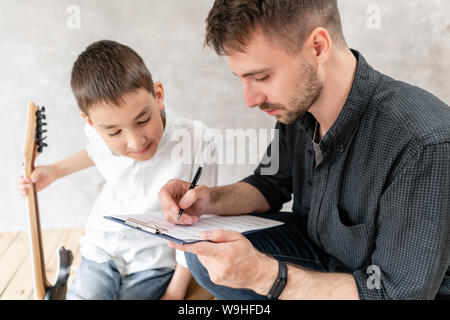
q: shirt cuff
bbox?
[241,175,286,212]
[176,249,188,268]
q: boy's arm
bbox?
[18,149,95,195]
[160,264,192,300]
[53,149,95,179]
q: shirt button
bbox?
[307,179,313,186]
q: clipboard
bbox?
[104,216,191,244]
[104,212,284,245]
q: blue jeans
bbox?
[66,257,173,300]
[186,212,338,300]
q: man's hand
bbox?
[168,230,278,294]
[159,179,211,225]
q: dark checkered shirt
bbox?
[243,50,450,300]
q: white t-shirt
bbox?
[79,108,218,276]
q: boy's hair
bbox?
[71,40,155,115]
[205,0,347,56]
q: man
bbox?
[159,0,450,300]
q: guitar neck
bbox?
[24,161,49,299]
[22,102,51,300]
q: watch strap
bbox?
[267,260,288,300]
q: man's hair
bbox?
[71,40,155,114]
[205,0,347,56]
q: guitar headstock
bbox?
[22,102,48,175]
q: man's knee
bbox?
[184,253,268,300]
[185,253,201,273]
[185,253,210,285]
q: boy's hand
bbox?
[17,165,58,196]
[159,179,211,225]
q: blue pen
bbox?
[176,166,203,223]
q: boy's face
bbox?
[82,84,165,162]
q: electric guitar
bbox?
[22,102,73,300]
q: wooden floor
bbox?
[0,228,213,300]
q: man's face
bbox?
[83,87,165,162]
[227,30,323,125]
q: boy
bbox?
[17,40,217,300]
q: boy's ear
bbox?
[81,112,93,126]
[153,82,165,111]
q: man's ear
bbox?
[303,27,332,65]
[153,82,165,111]
[81,112,93,126]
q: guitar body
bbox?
[44,247,73,300]
[23,102,74,300]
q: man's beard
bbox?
[259,61,323,125]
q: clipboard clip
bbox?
[125,218,168,235]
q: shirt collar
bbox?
[297,50,377,150]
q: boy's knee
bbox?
[66,258,120,300]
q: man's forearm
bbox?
[252,254,360,300]
[281,265,360,300]
[54,149,95,179]
[207,182,271,216]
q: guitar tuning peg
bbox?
[37,127,47,134]
[36,106,46,119]
[38,147,43,153]
[38,141,48,149]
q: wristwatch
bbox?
[267,260,288,300]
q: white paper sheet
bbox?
[110,212,284,242]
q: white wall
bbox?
[1,0,449,231]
